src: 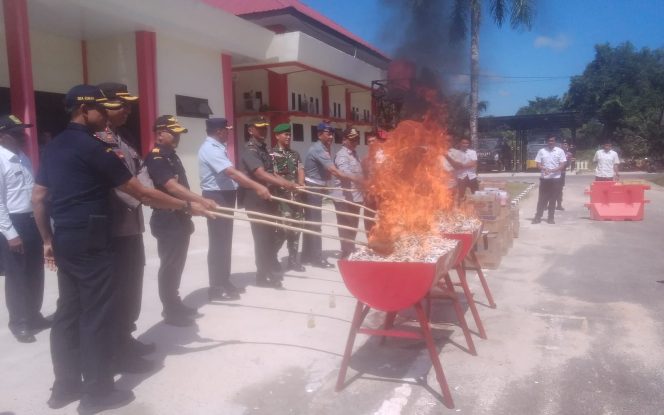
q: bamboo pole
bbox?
[208,211,368,246]
[296,187,377,214]
[271,195,375,222]
[213,205,367,234]
[301,185,347,191]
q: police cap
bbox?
[154,115,188,134]
[0,114,33,134]
[64,84,121,111]
[206,118,232,130]
[97,82,138,102]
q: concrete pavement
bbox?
[2,174,664,414]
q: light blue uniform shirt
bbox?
[198,136,238,191]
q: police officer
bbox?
[198,117,270,301]
[95,82,155,372]
[0,115,47,343]
[301,122,361,268]
[240,117,298,288]
[144,115,218,326]
[33,85,209,413]
[270,123,306,271]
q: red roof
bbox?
[204,0,390,61]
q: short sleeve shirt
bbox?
[329,146,363,202]
[35,122,132,229]
[456,148,478,180]
[593,149,620,178]
[304,141,334,185]
[198,137,238,191]
[240,137,273,209]
[535,146,567,179]
[143,144,190,193]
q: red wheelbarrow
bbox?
[336,246,460,408]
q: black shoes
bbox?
[47,388,82,409]
[209,286,240,301]
[287,259,306,272]
[555,205,565,211]
[11,327,36,343]
[77,389,135,415]
[162,303,200,327]
[256,272,284,289]
[547,218,555,224]
[174,303,203,319]
[308,259,335,269]
[531,217,542,224]
[30,314,53,331]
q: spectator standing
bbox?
[532,136,567,224]
[593,141,620,181]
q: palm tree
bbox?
[451,0,535,147]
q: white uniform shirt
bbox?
[456,148,478,180]
[0,146,34,239]
[593,149,620,178]
[443,148,465,188]
[535,146,567,179]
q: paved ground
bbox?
[2,172,664,415]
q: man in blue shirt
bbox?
[198,117,270,301]
[301,122,361,268]
[33,85,210,413]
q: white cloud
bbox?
[534,34,570,51]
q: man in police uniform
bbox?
[301,122,361,268]
[240,117,298,288]
[95,82,155,372]
[0,115,47,343]
[144,115,218,326]
[33,85,210,413]
[198,117,271,301]
[270,123,306,271]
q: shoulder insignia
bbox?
[151,148,160,153]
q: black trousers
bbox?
[333,201,360,258]
[1,212,44,332]
[203,190,236,288]
[150,211,192,313]
[246,198,281,277]
[301,186,325,262]
[458,177,479,204]
[50,225,115,396]
[111,234,145,345]
[535,178,562,220]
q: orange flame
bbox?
[366,100,455,254]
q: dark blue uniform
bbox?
[36,122,132,397]
[143,144,194,316]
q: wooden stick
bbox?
[213,205,367,234]
[208,211,368,246]
[302,185,347,191]
[271,195,375,222]
[296,187,377,214]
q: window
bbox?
[291,92,296,110]
[175,95,212,119]
[334,128,343,144]
[315,98,320,114]
[311,125,318,142]
[292,123,304,142]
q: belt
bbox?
[9,211,34,218]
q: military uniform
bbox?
[144,138,195,319]
[240,133,282,286]
[270,136,305,268]
[35,85,132,401]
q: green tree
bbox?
[564,42,664,156]
[446,91,488,139]
[450,0,535,146]
[516,95,562,115]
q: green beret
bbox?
[273,123,291,133]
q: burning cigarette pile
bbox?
[436,212,482,234]
[349,234,457,263]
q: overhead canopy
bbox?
[479,112,580,132]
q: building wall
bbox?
[30,31,83,93]
[350,91,372,123]
[0,19,8,88]
[328,85,346,119]
[156,32,225,192]
[87,33,138,91]
[234,69,268,114]
[288,71,322,114]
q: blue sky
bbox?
[302,0,664,116]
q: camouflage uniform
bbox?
[270,146,304,258]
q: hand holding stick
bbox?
[296,187,377,214]
[271,195,375,222]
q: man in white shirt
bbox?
[455,137,479,205]
[593,141,620,181]
[532,136,567,224]
[0,115,47,343]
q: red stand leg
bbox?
[442,273,476,355]
[336,301,369,391]
[467,251,496,308]
[456,265,487,339]
[413,302,455,408]
[380,312,397,345]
